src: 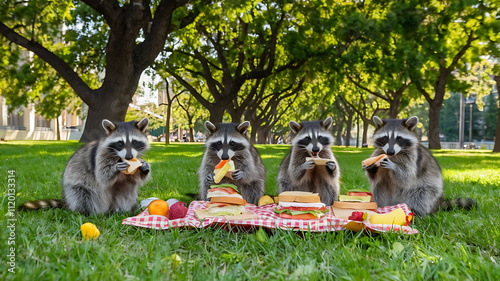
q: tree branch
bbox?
[0,22,95,106]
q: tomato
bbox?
[207,187,238,194]
[214,160,229,169]
[347,191,373,201]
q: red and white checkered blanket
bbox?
[122,201,418,234]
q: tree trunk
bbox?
[165,103,171,145]
[345,115,353,147]
[388,98,401,119]
[362,118,369,145]
[493,75,500,153]
[56,118,61,141]
[428,102,442,150]
[189,126,195,142]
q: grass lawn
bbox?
[1,141,499,280]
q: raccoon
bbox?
[277,117,340,206]
[198,121,266,205]
[18,118,151,214]
[364,116,474,216]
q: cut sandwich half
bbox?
[213,160,236,183]
[274,191,328,220]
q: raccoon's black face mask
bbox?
[102,118,150,160]
[372,116,419,156]
[289,117,334,157]
[205,121,251,160]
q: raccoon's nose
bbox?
[386,148,395,156]
[125,153,134,160]
[221,153,230,160]
[312,147,320,153]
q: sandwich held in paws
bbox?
[273,191,329,220]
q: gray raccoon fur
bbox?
[278,117,340,206]
[18,118,151,215]
[364,116,445,216]
[198,121,266,205]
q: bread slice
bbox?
[278,191,321,203]
[361,154,388,168]
[305,157,333,165]
[210,196,247,206]
[122,158,142,175]
[332,201,378,210]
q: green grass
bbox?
[1,141,499,280]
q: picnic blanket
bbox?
[122,201,418,234]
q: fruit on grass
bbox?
[148,199,169,217]
[258,195,274,206]
[167,202,188,220]
[81,223,100,240]
[368,208,406,225]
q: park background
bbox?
[1,0,500,280]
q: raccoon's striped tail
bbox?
[440,198,476,211]
[18,199,64,211]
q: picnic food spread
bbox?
[273,191,329,220]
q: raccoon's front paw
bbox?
[206,173,215,184]
[379,158,397,170]
[326,161,337,171]
[232,170,244,181]
[300,160,315,170]
[116,161,130,172]
[139,161,150,173]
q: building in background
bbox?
[0,95,83,140]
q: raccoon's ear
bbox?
[373,116,385,128]
[237,121,250,134]
[102,119,116,135]
[205,121,217,134]
[136,117,149,133]
[404,116,419,131]
[322,117,333,130]
[289,121,302,134]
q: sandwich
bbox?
[333,189,377,210]
[305,157,334,165]
[206,183,247,216]
[213,160,236,183]
[361,154,388,168]
[273,191,328,220]
[121,158,142,175]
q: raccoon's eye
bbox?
[132,140,138,145]
[304,136,311,142]
[217,141,222,146]
[229,141,235,146]
[396,136,402,141]
[318,136,323,141]
[117,141,124,148]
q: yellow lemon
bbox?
[81,223,100,240]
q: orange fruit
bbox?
[148,199,169,216]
